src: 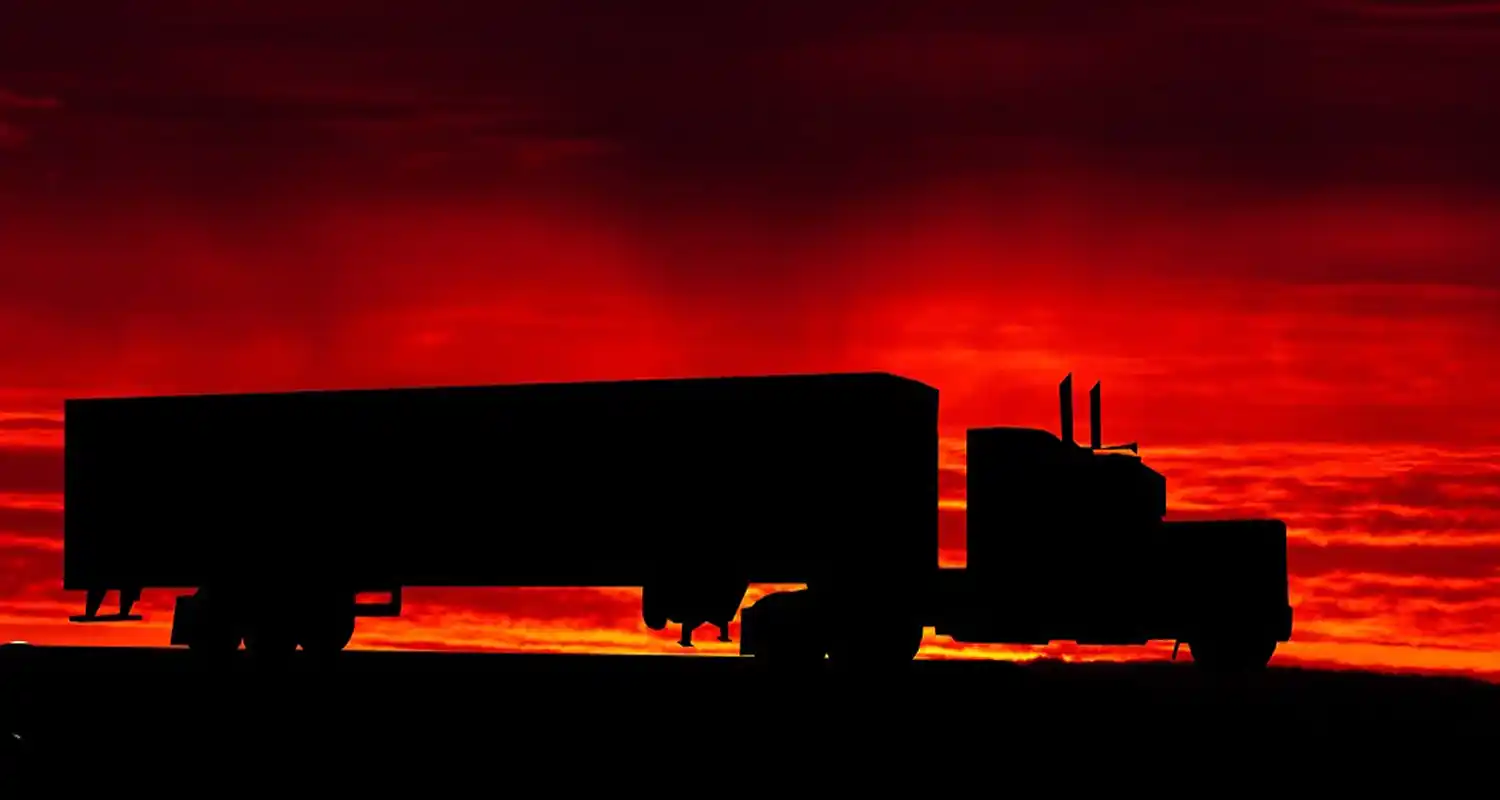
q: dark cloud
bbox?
[0,88,60,112]
[0,448,61,494]
[1271,470,1500,513]
[1,1,1499,414]
[1169,463,1500,542]
[0,505,61,537]
[0,87,60,151]
[939,507,965,565]
[5,1,1500,205]
[0,417,63,431]
[0,543,62,600]
[1327,574,1500,607]
[938,467,965,501]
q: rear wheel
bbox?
[819,584,923,671]
[743,590,827,669]
[1188,636,1277,674]
[826,616,923,671]
[188,622,243,654]
[300,612,356,655]
[185,589,244,654]
[214,587,358,657]
[243,621,298,657]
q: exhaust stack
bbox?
[1059,373,1074,446]
[1090,381,1102,451]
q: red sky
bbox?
[2,0,1499,679]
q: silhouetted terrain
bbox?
[2,645,1495,785]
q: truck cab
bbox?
[930,375,1292,671]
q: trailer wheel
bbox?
[1188,636,1277,674]
[742,590,827,668]
[184,597,243,654]
[187,621,243,654]
[244,619,299,657]
[758,637,827,668]
[300,614,356,655]
[819,586,923,671]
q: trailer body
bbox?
[64,373,937,653]
[66,372,938,590]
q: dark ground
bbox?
[2,644,1496,787]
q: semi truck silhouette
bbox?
[61,372,1292,672]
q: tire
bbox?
[743,590,827,668]
[243,624,298,656]
[187,622,242,654]
[821,585,923,671]
[299,613,356,655]
[186,607,243,654]
[826,617,923,671]
[1188,636,1277,674]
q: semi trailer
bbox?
[62,371,1292,671]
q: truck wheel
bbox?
[184,588,245,654]
[187,621,242,654]
[759,638,826,668]
[1188,637,1277,674]
[300,614,356,655]
[826,618,923,671]
[742,590,827,668]
[243,624,298,657]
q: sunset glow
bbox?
[2,1,1498,680]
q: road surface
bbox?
[2,644,1493,785]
